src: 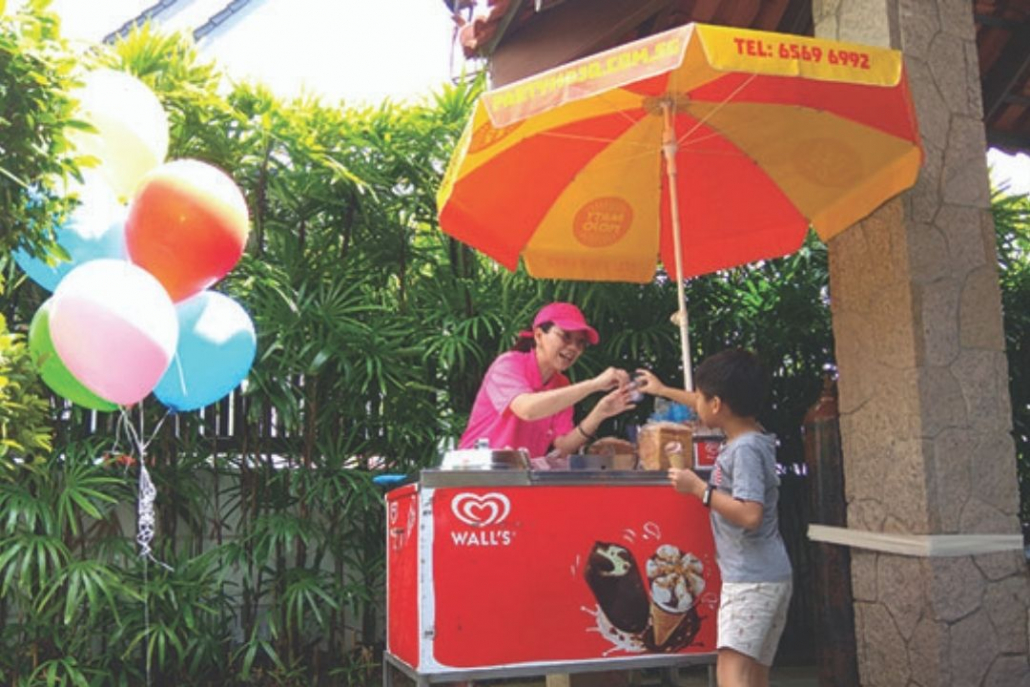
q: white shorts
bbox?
[717,580,793,666]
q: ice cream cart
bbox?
[383,468,719,685]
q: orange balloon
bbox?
[126,160,249,302]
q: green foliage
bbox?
[0,0,81,474]
[1,5,1028,685]
[0,10,876,682]
[994,189,1030,522]
[0,311,52,467]
[686,240,832,459]
[0,0,83,258]
[0,442,133,685]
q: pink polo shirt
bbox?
[459,350,575,458]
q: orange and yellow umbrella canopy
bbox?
[439,22,921,280]
[437,22,921,386]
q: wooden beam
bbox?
[975,13,1023,31]
[982,17,1030,121]
[986,127,1030,153]
[481,0,529,56]
[753,0,791,31]
[488,0,676,86]
[723,0,762,27]
[775,0,813,36]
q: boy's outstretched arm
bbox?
[667,468,763,530]
[634,369,699,408]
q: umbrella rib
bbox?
[564,146,754,187]
[674,147,754,157]
[567,144,754,178]
[537,91,647,145]
[538,130,652,149]
[677,72,758,147]
[581,148,660,169]
[596,89,649,128]
[680,129,747,150]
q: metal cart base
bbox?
[383,652,716,687]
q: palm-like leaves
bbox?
[994,189,1030,522]
[2,6,1027,685]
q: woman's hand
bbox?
[592,367,630,393]
[633,369,667,397]
[511,367,629,423]
[552,378,634,454]
[592,384,636,420]
[635,369,699,409]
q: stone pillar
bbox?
[813,1,1030,685]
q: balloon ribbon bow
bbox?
[117,407,173,570]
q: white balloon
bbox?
[69,69,169,202]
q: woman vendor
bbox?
[459,302,636,458]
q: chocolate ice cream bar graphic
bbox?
[583,541,650,634]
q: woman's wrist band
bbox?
[577,424,595,441]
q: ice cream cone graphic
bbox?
[650,600,687,646]
[645,545,706,650]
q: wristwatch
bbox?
[702,486,713,508]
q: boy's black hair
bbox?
[693,348,769,419]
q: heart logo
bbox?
[451,492,512,527]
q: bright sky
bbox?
[19,0,459,105]
[8,0,1030,193]
[988,150,1030,197]
[197,0,459,105]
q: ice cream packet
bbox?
[529,457,552,470]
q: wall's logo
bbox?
[451,492,511,527]
[449,493,514,547]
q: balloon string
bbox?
[143,554,150,687]
[118,407,172,459]
[172,352,187,397]
[117,405,174,687]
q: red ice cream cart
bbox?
[383,469,719,685]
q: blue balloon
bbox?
[154,291,256,412]
[14,179,126,292]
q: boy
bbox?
[636,350,792,687]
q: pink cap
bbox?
[520,302,599,345]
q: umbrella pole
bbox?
[662,102,693,391]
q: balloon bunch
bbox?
[15,69,257,414]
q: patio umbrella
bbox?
[437,22,921,389]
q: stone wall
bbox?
[813,0,1030,684]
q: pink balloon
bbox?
[49,259,178,406]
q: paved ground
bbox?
[668,665,816,686]
[386,663,818,686]
[487,664,817,686]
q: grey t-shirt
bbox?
[709,431,792,583]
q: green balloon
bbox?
[29,300,118,411]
